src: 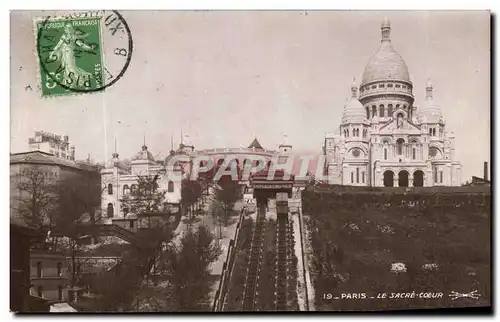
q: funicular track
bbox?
[275,214,289,310]
[242,206,266,310]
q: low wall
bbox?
[212,207,246,311]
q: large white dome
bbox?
[361,19,410,84]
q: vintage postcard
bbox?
[10,10,491,313]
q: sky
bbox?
[10,10,490,182]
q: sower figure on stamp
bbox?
[48,23,97,87]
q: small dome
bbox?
[342,99,366,124]
[418,80,443,123]
[419,101,443,124]
[342,81,366,124]
[361,19,410,84]
[132,145,155,161]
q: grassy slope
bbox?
[304,192,491,311]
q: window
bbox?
[387,83,393,88]
[37,286,43,298]
[429,147,438,158]
[352,149,360,158]
[379,84,385,88]
[372,106,377,117]
[366,107,370,119]
[433,167,438,183]
[371,85,376,89]
[403,105,407,110]
[123,184,130,195]
[395,84,401,88]
[123,207,129,216]
[397,139,404,155]
[440,171,443,183]
[396,104,400,109]
[37,261,42,278]
[130,220,135,229]
[432,128,436,136]
[379,105,385,117]
[384,148,388,160]
[402,85,407,89]
[352,128,356,137]
[131,184,138,194]
[107,203,114,218]
[412,148,416,160]
[388,104,393,117]
[107,183,113,195]
[350,172,354,183]
[362,172,365,183]
[168,181,174,193]
[57,262,62,276]
[429,128,432,135]
[356,168,359,183]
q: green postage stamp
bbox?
[35,11,132,97]
[35,14,104,96]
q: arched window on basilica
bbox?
[107,183,113,195]
[362,171,365,183]
[356,168,360,183]
[412,148,416,160]
[387,104,393,117]
[372,106,377,118]
[384,148,388,160]
[366,107,370,119]
[351,172,354,183]
[379,105,385,117]
[396,138,405,155]
[168,181,174,193]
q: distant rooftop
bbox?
[248,138,264,150]
[10,151,98,172]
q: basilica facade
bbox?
[324,18,462,187]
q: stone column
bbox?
[409,172,414,187]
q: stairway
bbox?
[275,214,288,310]
[242,206,266,311]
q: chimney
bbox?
[484,161,488,181]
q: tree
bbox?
[13,167,59,233]
[181,179,203,222]
[120,175,166,216]
[52,171,103,290]
[215,180,241,226]
[160,225,222,311]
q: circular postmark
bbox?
[35,10,133,96]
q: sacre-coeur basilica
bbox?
[323,18,462,187]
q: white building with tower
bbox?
[323,18,462,187]
[100,142,190,223]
